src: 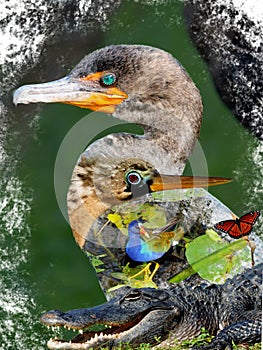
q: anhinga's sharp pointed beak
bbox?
[13,74,128,113]
[149,175,232,192]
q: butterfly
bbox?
[214,210,260,239]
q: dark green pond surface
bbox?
[1,1,261,349]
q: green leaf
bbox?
[107,213,126,234]
[87,252,106,273]
[169,231,250,283]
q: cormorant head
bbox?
[14,44,202,118]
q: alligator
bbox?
[41,263,262,350]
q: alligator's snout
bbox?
[41,310,66,324]
[40,287,177,349]
[40,309,94,330]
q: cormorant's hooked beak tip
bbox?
[149,175,232,192]
[13,85,30,106]
[13,76,72,106]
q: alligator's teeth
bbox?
[99,332,104,338]
[94,333,98,340]
[64,325,67,329]
[47,326,50,330]
[79,329,83,334]
[51,326,56,332]
[72,328,76,332]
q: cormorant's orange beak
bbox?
[149,175,232,192]
[13,73,128,114]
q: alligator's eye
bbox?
[124,290,142,301]
[125,171,142,186]
[100,72,116,87]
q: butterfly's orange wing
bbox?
[237,211,260,237]
[229,222,249,238]
[214,220,236,234]
[239,211,260,225]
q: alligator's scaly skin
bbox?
[41,263,262,350]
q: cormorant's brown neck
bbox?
[113,104,202,175]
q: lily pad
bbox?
[185,230,250,283]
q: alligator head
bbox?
[40,287,181,349]
[40,264,262,349]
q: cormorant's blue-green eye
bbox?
[101,73,116,86]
